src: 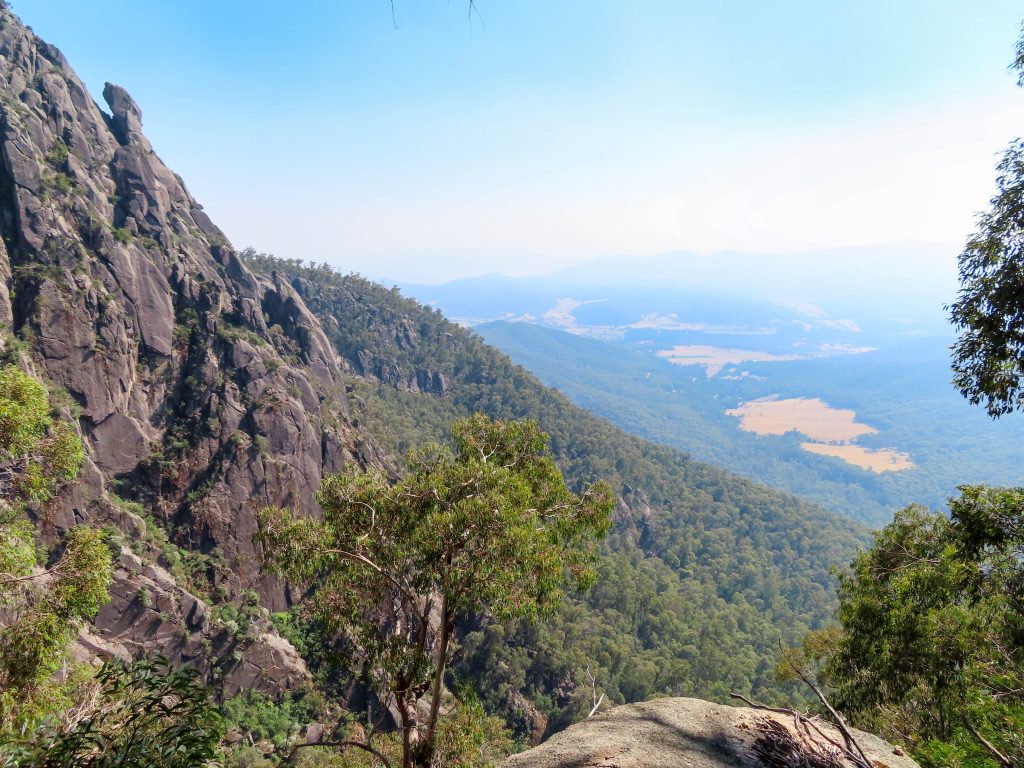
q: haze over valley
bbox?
[396,242,1023,524]
[4,2,1024,766]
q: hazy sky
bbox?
[15,1,1024,282]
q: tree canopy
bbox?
[8,657,223,768]
[258,415,613,768]
[0,365,109,733]
[821,488,1024,767]
[949,27,1024,417]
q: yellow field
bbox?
[726,396,914,473]
[800,443,914,473]
[725,396,876,443]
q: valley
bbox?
[469,319,1024,525]
[3,1,1022,766]
[392,249,1024,526]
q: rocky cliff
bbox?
[0,2,875,743]
[0,4,387,695]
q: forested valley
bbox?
[0,2,1023,768]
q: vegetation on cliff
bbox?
[258,415,612,767]
[245,252,867,739]
[820,488,1024,767]
[784,26,1024,768]
[0,365,106,734]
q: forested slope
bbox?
[245,255,868,737]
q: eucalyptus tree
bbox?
[950,27,1024,416]
[258,414,613,768]
[0,365,110,731]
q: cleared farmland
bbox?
[726,396,913,472]
[656,346,801,377]
[725,396,876,442]
[800,442,914,473]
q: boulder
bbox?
[502,698,919,768]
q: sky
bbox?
[13,1,1024,282]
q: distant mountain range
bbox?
[0,3,867,738]
[398,245,1024,525]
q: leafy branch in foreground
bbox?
[4,656,223,768]
[797,488,1024,767]
[258,415,613,768]
[0,364,110,734]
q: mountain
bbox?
[0,2,865,749]
[392,239,1024,526]
[244,257,867,733]
[397,242,957,350]
[0,5,378,696]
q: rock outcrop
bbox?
[0,5,879,750]
[0,4,386,694]
[502,698,919,768]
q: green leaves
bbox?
[950,133,1024,416]
[0,365,108,736]
[823,488,1024,767]
[0,366,84,502]
[0,526,114,725]
[16,657,223,768]
[0,366,51,459]
[258,415,613,766]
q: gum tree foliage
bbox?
[949,27,1024,417]
[258,415,613,768]
[0,365,111,730]
[5,657,223,768]
[822,487,1024,768]
[0,367,221,765]
[0,365,83,501]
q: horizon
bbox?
[14,0,1024,283]
[387,238,957,286]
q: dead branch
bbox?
[731,692,872,768]
[779,645,872,768]
[583,664,605,718]
[729,692,798,716]
[962,713,1014,768]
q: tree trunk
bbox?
[423,595,452,763]
[400,698,415,768]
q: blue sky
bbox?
[13,1,1024,281]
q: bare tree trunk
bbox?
[400,699,415,768]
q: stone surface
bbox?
[502,698,919,768]
[0,4,386,694]
[102,82,142,144]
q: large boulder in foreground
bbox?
[502,697,919,768]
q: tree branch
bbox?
[729,692,797,716]
[285,739,393,768]
[962,713,1014,768]
[779,645,873,768]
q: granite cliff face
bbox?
[0,7,881,755]
[0,4,386,694]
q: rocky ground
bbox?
[502,698,919,768]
